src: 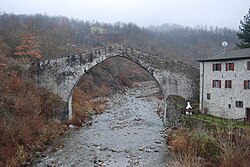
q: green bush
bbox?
[191,131,220,163]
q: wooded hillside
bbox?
[0,13,238,65]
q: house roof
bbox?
[197,48,250,62]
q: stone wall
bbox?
[200,59,250,119]
[166,95,187,127]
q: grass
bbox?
[167,116,250,167]
[192,113,250,130]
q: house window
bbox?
[212,63,221,71]
[228,104,231,109]
[225,80,232,88]
[236,101,243,108]
[244,80,250,89]
[247,61,250,70]
[212,80,221,88]
[207,93,211,100]
[226,63,234,71]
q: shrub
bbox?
[167,124,250,167]
[217,129,250,167]
[118,72,133,87]
[0,56,66,166]
[191,131,220,163]
[71,87,108,126]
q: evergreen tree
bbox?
[237,8,250,48]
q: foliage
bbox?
[216,129,250,167]
[14,33,42,62]
[0,13,237,64]
[70,87,107,126]
[167,116,250,167]
[0,35,10,56]
[0,55,66,166]
[237,8,250,48]
[191,132,220,162]
[118,72,133,87]
[192,114,250,130]
[167,128,220,165]
[73,57,153,97]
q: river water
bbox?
[34,81,169,167]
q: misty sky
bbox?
[0,0,249,29]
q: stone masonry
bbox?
[31,44,199,124]
[200,59,250,119]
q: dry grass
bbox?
[166,125,250,167]
[216,129,250,167]
[70,87,108,126]
[0,115,67,166]
[169,153,204,167]
[0,55,67,166]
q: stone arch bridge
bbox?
[31,44,198,125]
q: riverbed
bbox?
[34,81,169,167]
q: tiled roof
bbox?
[197,48,250,62]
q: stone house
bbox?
[198,48,250,122]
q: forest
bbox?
[0,13,238,65]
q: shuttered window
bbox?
[226,63,234,71]
[236,101,243,108]
[244,80,250,89]
[247,61,250,70]
[212,80,221,88]
[212,63,221,71]
[225,80,232,88]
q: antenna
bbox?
[222,41,228,53]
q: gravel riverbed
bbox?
[34,81,169,167]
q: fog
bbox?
[0,0,249,29]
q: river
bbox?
[34,81,169,167]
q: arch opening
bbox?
[67,56,166,124]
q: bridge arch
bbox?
[32,44,198,126]
[67,55,165,121]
